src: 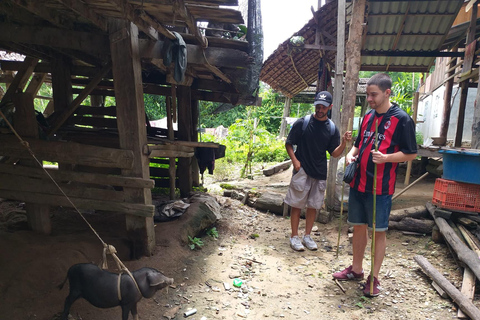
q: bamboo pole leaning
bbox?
[370,120,379,296]
[336,118,352,258]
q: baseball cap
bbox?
[314,91,333,107]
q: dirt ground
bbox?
[0,163,473,320]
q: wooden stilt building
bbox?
[0,0,262,257]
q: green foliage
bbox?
[206,227,219,239]
[199,101,246,129]
[33,83,52,113]
[359,71,422,117]
[416,131,423,145]
[188,236,204,250]
[144,94,166,121]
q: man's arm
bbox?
[371,150,417,164]
[346,145,359,164]
[331,131,352,158]
[286,143,301,172]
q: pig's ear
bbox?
[147,272,165,286]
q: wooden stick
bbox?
[370,119,379,296]
[393,172,429,201]
[414,255,480,320]
[334,279,346,293]
[426,202,480,280]
[336,118,352,258]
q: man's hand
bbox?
[292,158,301,172]
[346,153,357,165]
[371,150,388,164]
[343,131,352,143]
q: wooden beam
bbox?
[146,140,219,148]
[0,163,154,189]
[139,39,251,68]
[361,50,464,58]
[53,0,108,31]
[137,11,176,40]
[0,172,126,203]
[0,135,134,169]
[11,0,73,29]
[105,0,159,41]
[0,189,154,217]
[177,85,193,197]
[325,0,346,210]
[12,92,51,234]
[0,23,109,61]
[172,0,208,48]
[51,54,73,119]
[25,73,46,96]
[0,57,38,104]
[109,18,155,257]
[48,62,112,136]
[303,44,337,51]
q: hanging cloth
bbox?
[162,31,187,83]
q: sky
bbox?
[261,0,322,60]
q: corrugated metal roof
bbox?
[361,0,464,72]
[260,0,466,98]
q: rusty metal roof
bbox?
[261,0,466,98]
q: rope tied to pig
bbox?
[0,107,142,300]
[103,245,142,301]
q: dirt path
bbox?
[0,166,470,320]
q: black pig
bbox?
[59,263,174,320]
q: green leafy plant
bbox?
[188,236,204,250]
[206,227,219,239]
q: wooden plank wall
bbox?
[0,134,156,217]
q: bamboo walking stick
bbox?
[370,119,379,296]
[336,118,352,258]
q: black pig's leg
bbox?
[131,303,139,320]
[121,305,131,320]
[61,291,80,320]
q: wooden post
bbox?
[13,92,51,234]
[166,95,176,200]
[90,95,104,107]
[51,54,73,114]
[177,85,193,197]
[472,73,480,149]
[404,92,419,185]
[325,0,344,210]
[109,19,155,257]
[340,0,366,131]
[455,81,469,147]
[278,97,292,139]
[439,48,457,141]
[191,99,200,187]
[455,2,477,148]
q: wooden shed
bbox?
[0,0,262,256]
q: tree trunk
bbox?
[389,217,434,234]
[389,205,429,222]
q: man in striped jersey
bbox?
[332,73,417,297]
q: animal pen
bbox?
[0,0,262,257]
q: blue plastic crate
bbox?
[439,149,480,185]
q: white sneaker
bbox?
[290,236,305,251]
[302,235,318,250]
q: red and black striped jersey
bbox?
[350,104,417,195]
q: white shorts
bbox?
[284,167,327,209]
